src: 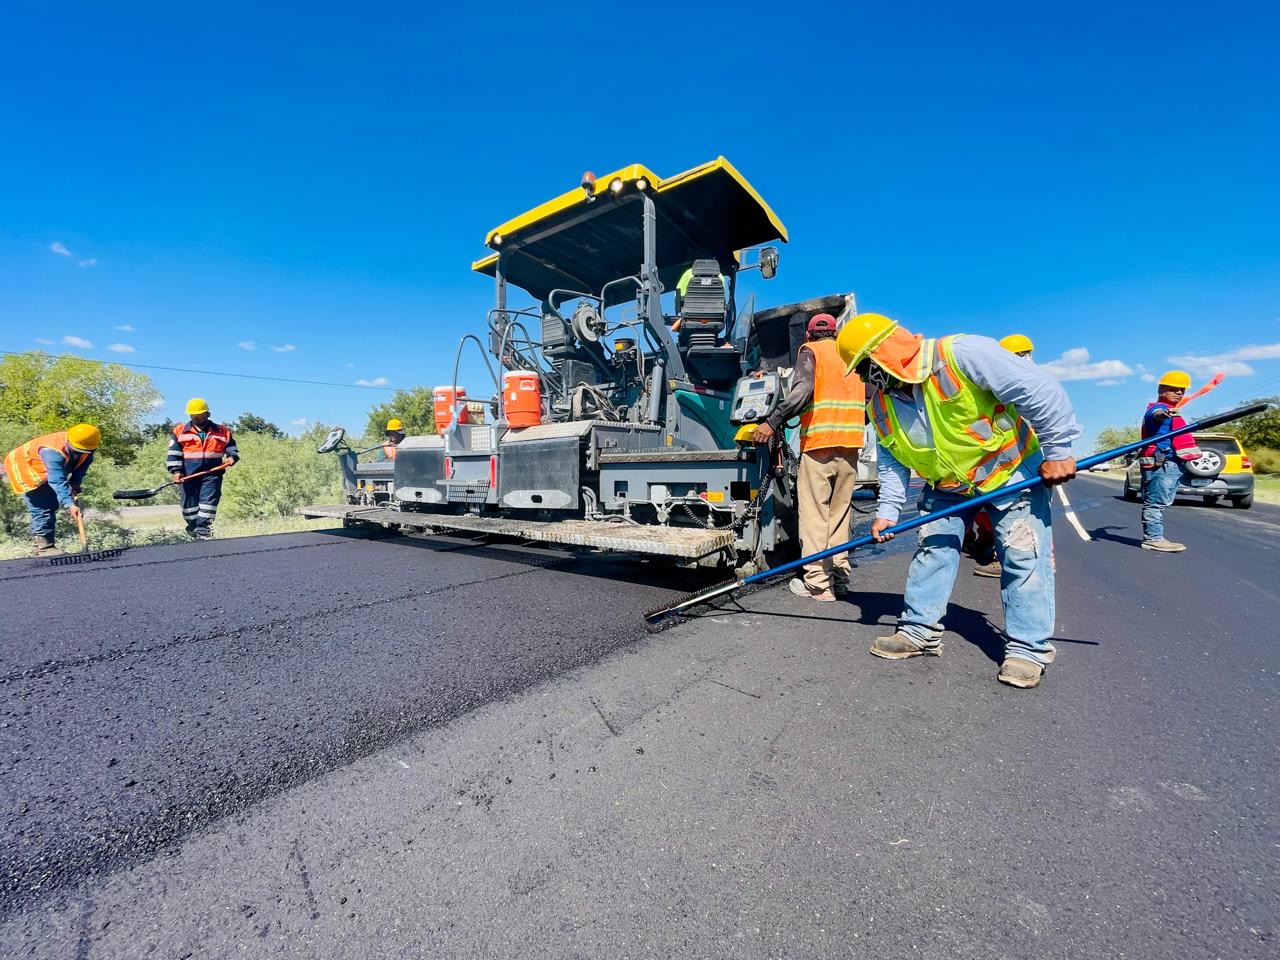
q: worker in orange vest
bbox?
[2,423,101,556]
[380,418,406,460]
[753,314,866,601]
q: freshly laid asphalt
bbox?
[0,475,1276,958]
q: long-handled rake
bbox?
[644,402,1266,627]
[112,462,230,501]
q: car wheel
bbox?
[1122,480,1139,502]
[1202,496,1221,506]
[1231,492,1254,509]
[1183,450,1223,478]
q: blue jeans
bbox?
[23,484,61,540]
[897,483,1056,665]
[1140,460,1180,541]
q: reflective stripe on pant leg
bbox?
[993,484,1055,663]
[897,486,969,647]
[194,475,222,530]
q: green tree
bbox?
[1225,397,1280,451]
[0,352,162,463]
[365,386,438,438]
[233,412,285,438]
[1094,423,1141,452]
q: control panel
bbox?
[730,373,781,424]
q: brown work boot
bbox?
[998,658,1044,689]
[870,632,942,660]
[31,536,63,558]
[1141,538,1186,552]
[789,578,835,602]
[973,560,1002,578]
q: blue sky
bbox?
[2,2,1278,447]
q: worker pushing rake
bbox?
[647,311,1263,692]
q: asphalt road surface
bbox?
[1,476,1276,958]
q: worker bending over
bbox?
[380,418,406,460]
[753,314,865,601]
[998,334,1034,359]
[838,314,1081,689]
[3,424,101,556]
[1137,371,1200,553]
[167,398,239,540]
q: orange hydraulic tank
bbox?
[504,371,543,429]
[432,385,469,433]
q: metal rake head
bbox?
[48,548,128,566]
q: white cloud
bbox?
[1166,342,1280,378]
[270,344,296,353]
[62,335,93,349]
[356,376,389,387]
[107,343,136,353]
[344,362,355,368]
[1094,378,1125,387]
[50,241,72,257]
[78,258,97,268]
[114,324,135,332]
[1040,347,1135,382]
[291,417,309,428]
[1140,373,1156,382]
[238,340,257,351]
[150,397,166,409]
[35,338,55,345]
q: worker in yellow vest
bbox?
[2,424,101,556]
[837,313,1081,689]
[752,314,865,600]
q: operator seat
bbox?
[678,259,728,351]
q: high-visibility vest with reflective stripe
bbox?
[798,338,866,453]
[173,421,233,462]
[3,431,91,495]
[868,335,1039,494]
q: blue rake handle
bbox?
[644,402,1266,623]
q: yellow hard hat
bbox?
[999,334,1034,355]
[386,418,403,431]
[837,313,899,373]
[66,423,101,451]
[186,397,210,415]
[1158,370,1192,390]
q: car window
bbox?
[1199,437,1242,455]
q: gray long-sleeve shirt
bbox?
[874,335,1083,523]
[765,346,816,431]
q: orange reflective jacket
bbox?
[3,432,91,495]
[799,339,866,453]
[173,422,233,461]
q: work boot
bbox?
[973,559,1002,578]
[1141,538,1186,552]
[194,528,214,542]
[789,578,835,602]
[833,579,850,599]
[870,632,941,660]
[998,658,1044,689]
[31,536,63,558]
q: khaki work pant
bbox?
[797,448,859,592]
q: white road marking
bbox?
[1055,486,1093,542]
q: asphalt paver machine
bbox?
[302,157,859,572]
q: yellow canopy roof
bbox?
[472,157,788,302]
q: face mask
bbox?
[866,363,894,393]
